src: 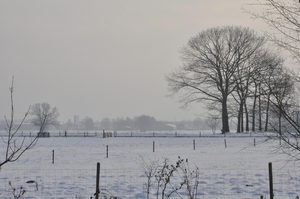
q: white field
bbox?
[0,131,299,199]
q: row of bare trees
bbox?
[166,26,293,133]
[167,0,300,159]
[246,0,300,160]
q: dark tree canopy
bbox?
[135,115,156,132]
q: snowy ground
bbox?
[0,131,299,199]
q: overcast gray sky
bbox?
[0,1,266,123]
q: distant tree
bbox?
[82,117,94,130]
[205,116,220,134]
[166,26,266,133]
[1,77,41,169]
[30,102,59,132]
[135,115,156,132]
[101,117,111,130]
[112,117,134,131]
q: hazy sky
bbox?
[0,1,267,123]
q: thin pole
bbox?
[106,145,108,158]
[269,162,274,199]
[95,162,100,199]
[193,139,195,150]
[153,141,155,152]
[52,150,54,164]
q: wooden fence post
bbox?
[269,162,274,199]
[193,139,195,150]
[95,162,100,199]
[106,145,108,158]
[153,141,155,152]
[52,150,54,164]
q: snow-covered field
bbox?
[0,131,299,199]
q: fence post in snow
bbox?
[52,150,54,164]
[269,162,274,199]
[106,145,108,158]
[224,139,227,148]
[254,138,256,147]
[153,141,155,152]
[193,139,195,150]
[95,162,100,199]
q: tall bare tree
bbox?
[30,102,59,132]
[0,77,40,169]
[245,0,300,63]
[166,26,266,133]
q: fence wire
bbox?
[0,167,299,199]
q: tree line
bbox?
[65,115,213,132]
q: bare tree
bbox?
[30,102,59,132]
[140,156,159,199]
[205,116,220,134]
[0,77,40,170]
[245,0,300,63]
[166,26,266,133]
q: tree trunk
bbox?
[244,100,249,132]
[241,102,244,133]
[222,98,230,133]
[237,103,242,133]
[265,93,271,132]
[258,84,262,131]
[252,83,258,132]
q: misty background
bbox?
[0,1,266,126]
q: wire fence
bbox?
[0,130,266,138]
[0,167,299,199]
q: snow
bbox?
[0,131,299,198]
